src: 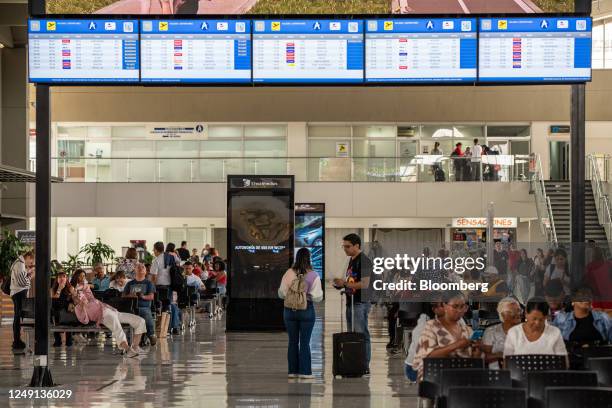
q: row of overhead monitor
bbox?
[28,17,592,84]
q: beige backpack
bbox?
[284,270,307,310]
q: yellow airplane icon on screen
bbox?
[46,21,56,31]
[384,21,394,31]
[159,21,169,31]
[272,22,281,31]
[498,20,508,30]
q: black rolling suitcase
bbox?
[333,290,367,378]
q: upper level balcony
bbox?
[42,154,532,183]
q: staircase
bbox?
[544,180,608,243]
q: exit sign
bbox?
[550,125,570,134]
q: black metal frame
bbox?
[28,0,592,386]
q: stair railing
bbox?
[531,153,558,245]
[587,154,612,242]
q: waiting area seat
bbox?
[447,386,527,408]
[418,357,484,403]
[438,368,512,408]
[526,371,598,408]
[544,387,612,408]
[586,357,612,386]
[505,354,567,386]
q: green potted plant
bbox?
[79,238,115,267]
[0,229,31,282]
[60,254,83,276]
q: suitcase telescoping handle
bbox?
[340,289,355,333]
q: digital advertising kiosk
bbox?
[226,175,295,331]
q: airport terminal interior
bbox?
[1,0,612,407]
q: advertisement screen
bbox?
[252,20,364,84]
[228,193,293,299]
[140,20,251,83]
[43,0,575,15]
[295,214,324,280]
[28,19,139,83]
[478,17,592,82]
[365,18,477,83]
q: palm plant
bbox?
[79,238,115,266]
[0,229,31,280]
[61,254,83,276]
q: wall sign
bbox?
[452,217,518,228]
[549,125,571,134]
[335,142,350,158]
[146,123,207,139]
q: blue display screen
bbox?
[28,19,140,83]
[252,20,364,84]
[140,20,251,83]
[478,17,592,82]
[295,213,324,281]
[365,18,477,83]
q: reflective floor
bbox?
[0,288,418,407]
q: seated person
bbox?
[123,263,157,346]
[193,261,208,281]
[70,268,147,357]
[109,271,131,293]
[51,271,73,347]
[553,287,612,345]
[482,297,522,369]
[544,279,572,319]
[413,291,481,382]
[91,263,111,293]
[404,302,445,383]
[503,297,567,365]
[116,248,139,280]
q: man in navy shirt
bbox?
[124,263,157,345]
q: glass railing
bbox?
[531,153,557,245]
[46,155,532,183]
[588,154,612,242]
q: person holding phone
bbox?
[413,291,481,382]
[481,297,522,369]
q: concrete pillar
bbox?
[1,48,29,230]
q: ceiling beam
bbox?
[0,3,27,26]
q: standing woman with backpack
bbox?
[278,248,323,379]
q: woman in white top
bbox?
[278,248,323,379]
[109,271,131,293]
[504,297,568,366]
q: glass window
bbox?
[353,125,396,138]
[421,125,454,139]
[208,125,243,138]
[87,126,112,139]
[487,125,531,137]
[244,125,286,138]
[453,125,484,140]
[111,126,146,138]
[308,125,351,138]
[57,126,87,139]
[201,140,243,157]
[398,126,419,138]
[593,22,604,69]
[111,140,155,158]
[57,140,85,159]
[244,140,286,157]
[605,21,612,68]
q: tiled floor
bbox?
[0,288,418,407]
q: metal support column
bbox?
[30,84,54,387]
[570,83,586,286]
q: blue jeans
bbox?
[284,302,316,375]
[138,307,155,338]
[346,301,371,367]
[405,364,417,382]
[169,304,181,330]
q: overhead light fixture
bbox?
[0,43,4,49]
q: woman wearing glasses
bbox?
[413,291,481,381]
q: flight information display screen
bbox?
[252,20,364,83]
[28,19,139,83]
[365,18,477,83]
[478,17,592,82]
[140,20,251,83]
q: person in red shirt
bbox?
[450,142,465,181]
